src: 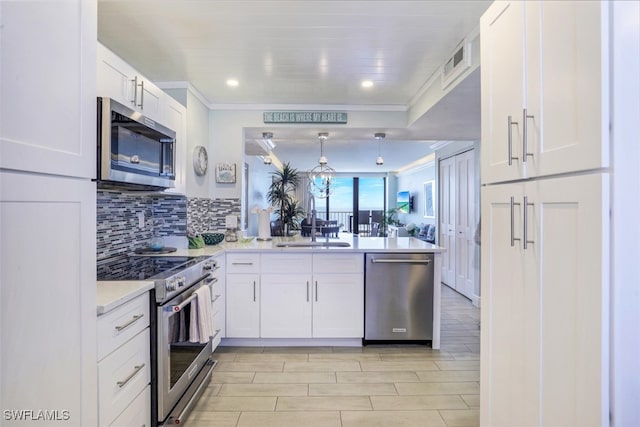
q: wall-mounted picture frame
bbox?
[215,162,236,183]
[424,180,435,218]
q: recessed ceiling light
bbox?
[361,80,373,88]
[226,79,239,87]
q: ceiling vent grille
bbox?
[441,39,471,89]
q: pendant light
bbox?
[308,132,336,198]
[374,132,385,165]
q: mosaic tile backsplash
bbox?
[187,197,241,233]
[97,190,240,260]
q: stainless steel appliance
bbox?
[364,253,434,344]
[97,97,176,189]
[97,255,218,426]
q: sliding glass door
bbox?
[313,175,386,235]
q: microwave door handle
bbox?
[130,76,138,106]
[139,80,144,109]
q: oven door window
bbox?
[110,112,175,178]
[165,303,208,388]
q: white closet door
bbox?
[439,156,456,287]
[454,150,476,299]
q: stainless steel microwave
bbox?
[96,97,176,189]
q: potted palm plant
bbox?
[267,162,304,236]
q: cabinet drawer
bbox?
[226,253,260,273]
[214,309,226,340]
[98,328,150,427]
[109,384,150,427]
[313,253,363,273]
[261,253,312,273]
[209,275,225,297]
[98,292,150,361]
[211,291,224,315]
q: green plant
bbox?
[266,162,303,235]
[379,208,400,237]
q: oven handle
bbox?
[168,273,211,312]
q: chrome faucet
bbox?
[309,193,317,242]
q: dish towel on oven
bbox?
[189,286,215,344]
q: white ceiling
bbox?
[98,0,491,172]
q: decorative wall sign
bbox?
[263,111,347,124]
[215,162,236,183]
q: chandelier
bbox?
[308,132,336,198]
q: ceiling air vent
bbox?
[441,39,471,89]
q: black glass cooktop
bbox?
[97,255,202,281]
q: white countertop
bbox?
[96,280,154,315]
[154,234,445,257]
[96,235,445,315]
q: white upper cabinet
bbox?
[97,43,164,123]
[481,1,609,184]
[0,1,97,178]
[161,95,187,195]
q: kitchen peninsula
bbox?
[98,235,445,349]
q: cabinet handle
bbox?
[253,281,256,302]
[315,281,318,302]
[523,196,535,249]
[117,363,146,388]
[508,115,519,165]
[306,281,310,302]
[232,262,253,265]
[138,79,144,108]
[510,196,521,247]
[130,76,138,106]
[115,314,144,332]
[522,108,534,163]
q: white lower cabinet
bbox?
[312,273,363,338]
[226,252,364,339]
[261,274,313,337]
[208,254,226,349]
[109,385,150,427]
[225,273,260,338]
[312,254,364,338]
[97,292,151,427]
[481,173,609,426]
[1,172,97,426]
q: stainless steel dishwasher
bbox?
[364,252,434,344]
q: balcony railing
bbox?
[314,209,384,236]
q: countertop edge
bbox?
[97,281,154,316]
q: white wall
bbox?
[611,1,640,425]
[395,162,436,228]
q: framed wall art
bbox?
[424,180,435,218]
[215,162,236,183]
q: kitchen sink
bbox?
[275,241,351,248]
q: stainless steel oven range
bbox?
[98,255,218,426]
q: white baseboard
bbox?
[472,295,481,308]
[220,338,363,347]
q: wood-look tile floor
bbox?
[186,284,480,427]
